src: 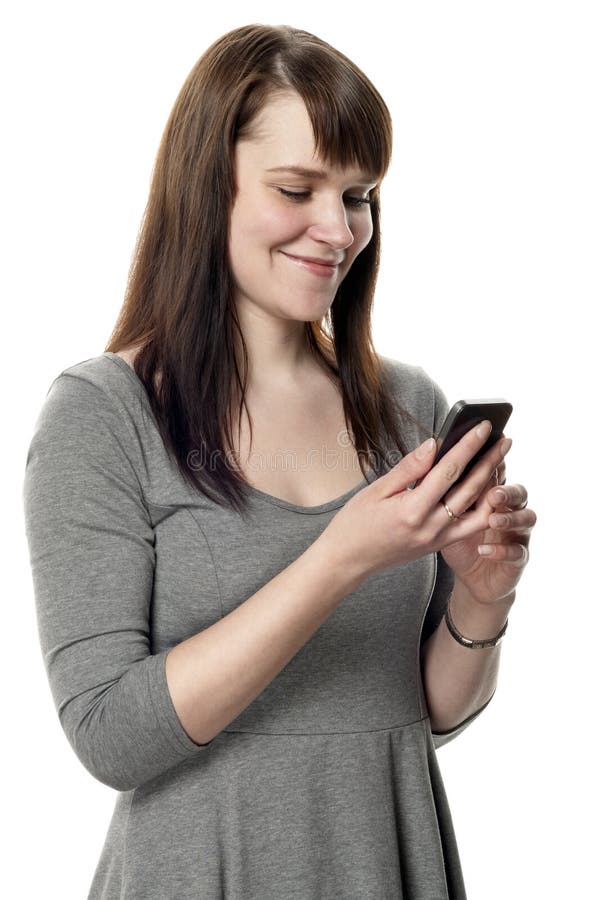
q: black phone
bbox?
[414,399,513,491]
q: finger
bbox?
[488,508,537,532]
[486,459,506,493]
[477,542,529,565]
[379,437,438,498]
[489,484,528,511]
[417,420,509,508]
[440,436,512,515]
[430,502,498,549]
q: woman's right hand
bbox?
[322,421,512,584]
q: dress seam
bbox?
[218,715,432,738]
[184,507,224,619]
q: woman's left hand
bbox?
[441,462,537,605]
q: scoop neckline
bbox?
[102,352,373,514]
[244,477,370,514]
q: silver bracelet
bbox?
[445,597,508,649]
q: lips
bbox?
[283,253,340,267]
[281,252,340,279]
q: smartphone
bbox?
[413,399,513,491]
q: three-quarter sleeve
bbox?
[23,373,211,792]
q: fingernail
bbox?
[500,438,513,456]
[416,437,436,459]
[494,488,507,504]
[476,420,492,439]
[478,544,494,556]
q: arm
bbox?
[23,374,360,792]
[420,580,514,734]
[421,475,534,739]
[415,376,534,743]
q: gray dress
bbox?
[23,352,493,899]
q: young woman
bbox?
[23,24,535,899]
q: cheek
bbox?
[239,202,306,249]
[263,207,306,248]
[350,215,374,259]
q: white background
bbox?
[4,1,596,897]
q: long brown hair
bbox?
[105,23,415,516]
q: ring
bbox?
[443,502,459,523]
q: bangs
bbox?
[283,38,393,182]
[300,85,391,184]
[231,30,392,185]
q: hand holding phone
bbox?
[413,399,512,493]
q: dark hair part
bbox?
[105,23,415,518]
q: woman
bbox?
[23,24,535,899]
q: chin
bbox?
[282,292,335,317]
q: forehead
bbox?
[246,91,312,141]
[235,92,375,182]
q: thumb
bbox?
[379,437,437,498]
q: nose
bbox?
[306,199,355,250]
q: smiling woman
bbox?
[228,91,376,335]
[23,21,535,900]
[99,24,404,514]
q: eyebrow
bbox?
[265,165,378,185]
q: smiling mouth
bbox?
[281,252,340,277]
[283,252,341,266]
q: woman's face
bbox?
[228,91,378,326]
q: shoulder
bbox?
[52,351,142,401]
[25,353,150,480]
[378,354,434,393]
[35,352,145,426]
[377,354,450,430]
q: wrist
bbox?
[449,580,514,643]
[314,526,366,594]
[452,575,516,610]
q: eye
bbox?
[277,188,372,207]
[278,189,310,201]
[344,196,372,208]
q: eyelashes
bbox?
[277,188,372,208]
